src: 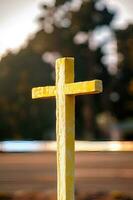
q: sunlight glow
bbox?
[100,0,133,28]
[0,21,37,56]
[0,0,132,58]
[0,141,133,152]
[0,0,42,57]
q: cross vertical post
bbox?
[56,58,75,200]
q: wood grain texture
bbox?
[64,80,102,95]
[56,58,75,200]
[32,86,56,99]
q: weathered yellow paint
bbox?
[64,80,102,95]
[31,57,103,200]
[56,57,75,200]
[32,86,56,99]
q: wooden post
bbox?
[56,58,75,200]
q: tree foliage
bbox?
[0,0,132,141]
[111,25,133,120]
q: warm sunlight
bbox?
[0,0,41,58]
[0,0,132,58]
[0,0,55,58]
[0,20,38,56]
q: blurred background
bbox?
[0,0,132,141]
[0,1,133,199]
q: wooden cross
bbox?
[32,57,103,200]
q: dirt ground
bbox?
[0,191,133,200]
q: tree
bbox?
[111,25,133,120]
[35,0,114,139]
[0,0,115,140]
[0,47,55,140]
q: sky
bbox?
[103,0,133,28]
[0,0,42,55]
[0,0,133,57]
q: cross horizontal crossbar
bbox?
[32,86,56,99]
[64,80,102,95]
[32,80,102,99]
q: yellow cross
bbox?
[32,57,103,200]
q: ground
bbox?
[0,152,133,199]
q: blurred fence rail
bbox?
[0,141,133,152]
